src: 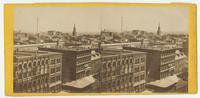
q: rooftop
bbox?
[63,75,96,89]
[40,46,91,52]
[101,49,146,57]
[14,50,61,58]
[124,45,180,51]
[147,75,180,88]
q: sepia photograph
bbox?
[13,5,189,93]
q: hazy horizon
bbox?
[14,6,189,34]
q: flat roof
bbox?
[147,75,180,88]
[14,50,61,58]
[124,46,179,52]
[40,46,91,52]
[101,49,146,57]
[63,75,96,89]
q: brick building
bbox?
[13,50,62,93]
[38,46,98,92]
[99,49,146,93]
[123,46,180,92]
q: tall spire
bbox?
[157,23,161,35]
[72,24,77,36]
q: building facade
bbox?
[13,50,62,93]
[39,46,100,92]
[39,47,92,82]
[99,49,146,93]
[123,46,181,92]
[124,46,176,81]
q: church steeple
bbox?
[157,23,161,36]
[72,24,77,36]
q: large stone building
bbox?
[38,46,99,92]
[123,46,180,92]
[13,50,62,93]
[99,49,146,93]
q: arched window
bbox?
[33,62,36,67]
[42,60,45,65]
[18,64,22,70]
[46,60,48,64]
[38,61,41,66]
[126,60,129,64]
[28,63,32,68]
[118,61,120,66]
[23,63,27,69]
[108,63,111,70]
[113,62,116,68]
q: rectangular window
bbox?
[56,67,60,72]
[135,58,140,64]
[56,75,61,81]
[141,66,145,71]
[51,59,55,64]
[135,76,140,82]
[51,68,55,74]
[141,57,145,62]
[57,58,61,63]
[50,77,56,83]
[140,75,145,80]
[135,67,139,73]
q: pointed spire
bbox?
[157,23,161,35]
[72,24,77,36]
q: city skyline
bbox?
[14,6,189,34]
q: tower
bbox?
[157,23,161,36]
[72,24,77,36]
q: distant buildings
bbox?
[101,30,114,41]
[13,22,188,93]
[48,30,62,36]
[99,49,146,92]
[13,50,62,93]
[14,32,29,44]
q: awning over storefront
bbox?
[147,75,180,88]
[63,75,96,89]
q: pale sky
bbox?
[14,6,189,34]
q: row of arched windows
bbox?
[14,75,49,93]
